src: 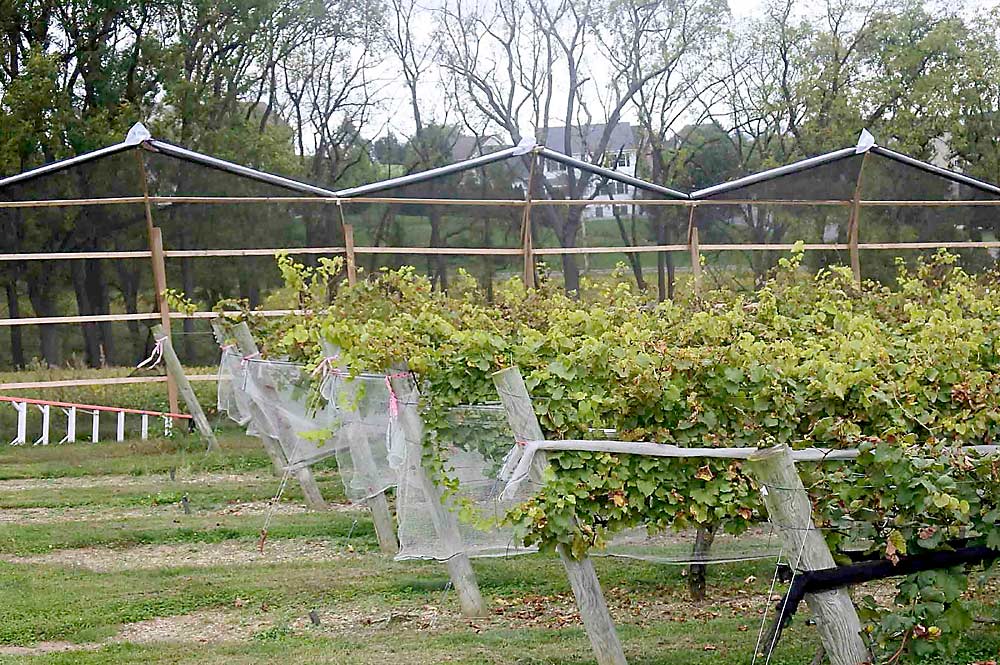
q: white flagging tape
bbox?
[136,338,164,370]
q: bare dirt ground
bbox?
[0,471,275,492]
[0,537,358,572]
[0,497,361,524]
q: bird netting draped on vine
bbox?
[394,404,537,561]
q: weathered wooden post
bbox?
[687,204,702,296]
[493,367,627,665]
[747,445,870,665]
[230,322,327,510]
[152,324,218,451]
[320,342,399,555]
[389,370,487,618]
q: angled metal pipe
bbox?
[870,146,1000,198]
[691,147,859,199]
[334,144,534,198]
[537,147,689,199]
[0,142,138,191]
[144,139,339,198]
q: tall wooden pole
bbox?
[136,151,179,419]
[521,152,539,289]
[493,367,627,665]
[846,153,870,286]
[338,201,357,286]
[747,445,869,665]
[228,323,287,477]
[687,204,702,296]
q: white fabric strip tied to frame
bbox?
[393,403,537,561]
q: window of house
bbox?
[614,205,627,217]
[594,206,605,218]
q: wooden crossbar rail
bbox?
[0,250,153,261]
[8,195,1000,209]
[352,246,523,255]
[0,394,191,418]
[0,309,305,327]
[0,375,218,390]
[165,247,345,258]
[9,239,1000,265]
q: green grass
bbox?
[0,436,997,664]
[0,434,275,480]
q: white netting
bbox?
[595,525,780,564]
[394,404,537,561]
[216,347,253,429]
[320,372,399,502]
[239,358,341,469]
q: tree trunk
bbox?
[85,259,113,365]
[114,257,143,357]
[611,210,645,290]
[5,279,25,368]
[26,275,61,367]
[560,208,584,293]
[688,526,716,602]
[71,260,101,366]
[428,208,447,290]
[180,225,196,362]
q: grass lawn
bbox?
[0,434,996,664]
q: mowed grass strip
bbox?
[0,474,348,511]
[0,433,282,480]
[0,510,371,556]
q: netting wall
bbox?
[343,158,525,291]
[395,404,536,561]
[321,372,400,502]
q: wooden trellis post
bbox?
[747,445,870,665]
[687,204,702,296]
[136,150,180,419]
[389,369,487,618]
[152,324,218,451]
[521,153,539,289]
[846,152,870,286]
[230,322,327,510]
[493,367,627,665]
